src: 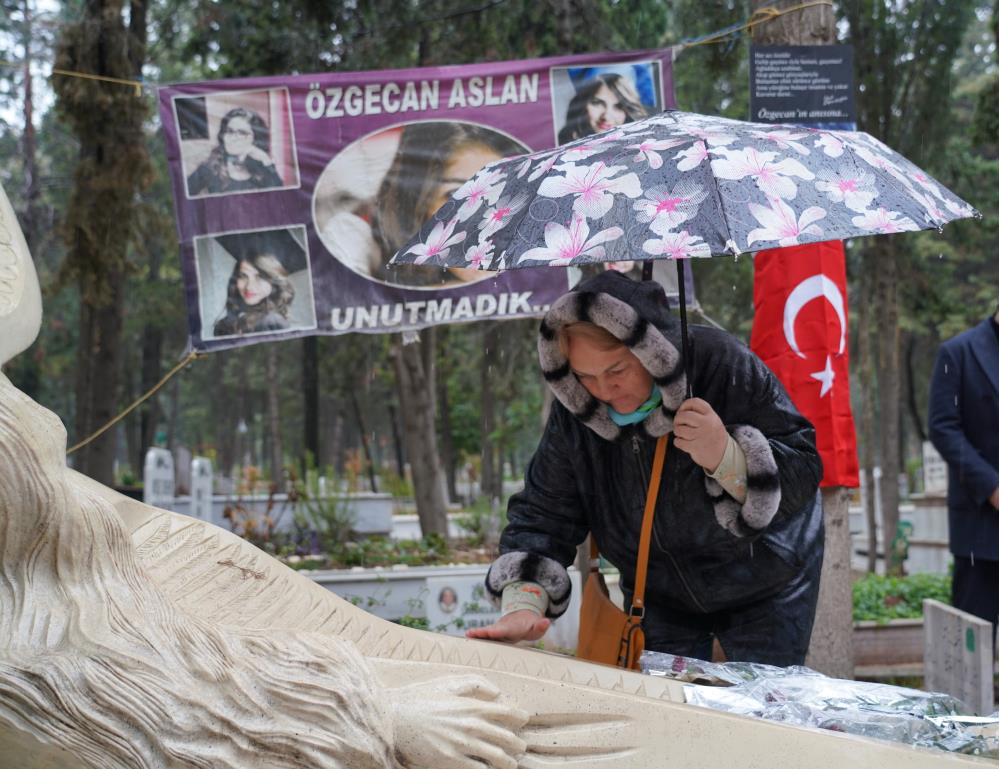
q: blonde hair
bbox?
[556,322,624,359]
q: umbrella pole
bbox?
[676,259,693,399]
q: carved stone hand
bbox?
[389,675,528,769]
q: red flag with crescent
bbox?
[750,241,859,488]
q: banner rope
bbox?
[19,0,831,455]
[673,1,835,50]
[3,1,837,95]
[67,350,204,455]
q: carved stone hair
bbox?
[0,376,397,769]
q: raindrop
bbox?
[936,226,944,234]
[938,253,944,259]
[944,364,948,374]
[733,254,740,262]
[954,396,959,406]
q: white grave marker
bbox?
[190,457,213,522]
[922,441,948,496]
[143,447,175,508]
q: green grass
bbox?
[852,573,951,623]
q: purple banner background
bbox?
[158,48,675,351]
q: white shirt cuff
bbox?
[501,581,549,617]
[707,434,748,503]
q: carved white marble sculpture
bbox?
[0,183,988,769]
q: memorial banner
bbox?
[158,49,676,351]
[749,45,855,129]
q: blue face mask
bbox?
[607,387,662,426]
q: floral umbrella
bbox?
[390,109,978,395]
[391,109,977,270]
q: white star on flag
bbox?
[810,355,836,397]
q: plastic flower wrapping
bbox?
[641,650,999,759]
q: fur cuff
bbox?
[706,425,781,537]
[485,551,571,619]
[538,290,685,441]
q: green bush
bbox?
[455,495,507,547]
[852,573,952,623]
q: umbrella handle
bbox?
[642,259,693,400]
[676,260,693,400]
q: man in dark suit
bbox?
[928,306,999,640]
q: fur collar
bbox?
[537,288,686,441]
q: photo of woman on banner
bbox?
[195,226,317,340]
[550,64,661,145]
[314,121,525,288]
[174,88,300,199]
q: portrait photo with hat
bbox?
[549,61,663,146]
[194,224,317,340]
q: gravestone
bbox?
[143,447,175,508]
[425,569,582,653]
[190,457,213,522]
[922,441,948,496]
[923,599,994,715]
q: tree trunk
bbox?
[804,488,855,678]
[72,268,125,483]
[20,0,40,257]
[350,389,379,492]
[904,332,927,444]
[387,403,406,479]
[138,243,163,475]
[480,321,503,502]
[392,332,448,537]
[55,0,149,485]
[216,352,235,476]
[302,335,319,473]
[751,0,852,678]
[436,326,458,503]
[749,0,836,44]
[164,375,180,452]
[876,242,902,574]
[551,0,577,50]
[856,257,879,573]
[266,345,284,491]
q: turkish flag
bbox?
[750,241,859,488]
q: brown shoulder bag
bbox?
[576,434,668,670]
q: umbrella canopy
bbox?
[390,110,978,271]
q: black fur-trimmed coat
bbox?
[486,271,824,619]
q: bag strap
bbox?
[630,434,669,618]
[587,434,669,612]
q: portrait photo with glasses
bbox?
[173,88,300,199]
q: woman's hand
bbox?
[245,145,276,167]
[673,398,728,472]
[465,609,550,643]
